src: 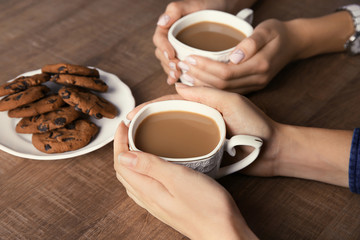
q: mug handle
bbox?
[216,135,263,179]
[236,8,253,25]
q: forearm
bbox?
[287,11,354,60]
[275,124,352,187]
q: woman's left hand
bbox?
[113,122,257,240]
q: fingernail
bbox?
[229,49,245,64]
[157,14,170,26]
[181,74,194,86]
[164,51,169,60]
[118,152,137,167]
[178,61,189,71]
[169,70,176,79]
[175,82,189,88]
[167,77,174,85]
[169,61,176,70]
[186,56,197,65]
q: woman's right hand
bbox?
[128,83,282,177]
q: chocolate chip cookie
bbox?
[16,106,81,134]
[42,63,99,77]
[0,85,50,111]
[0,73,50,97]
[8,94,65,118]
[51,74,108,92]
[32,119,99,153]
[58,87,118,119]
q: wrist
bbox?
[274,124,351,187]
[283,19,309,61]
[285,11,354,60]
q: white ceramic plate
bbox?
[0,68,135,160]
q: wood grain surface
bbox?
[1,0,360,239]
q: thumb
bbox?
[113,121,129,162]
[175,83,238,112]
[229,29,268,64]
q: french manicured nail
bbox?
[169,62,176,70]
[175,82,189,88]
[229,49,245,64]
[157,14,170,26]
[181,74,194,86]
[167,76,174,85]
[118,152,137,167]
[169,70,176,79]
[186,56,197,65]
[164,51,169,60]
[178,61,189,71]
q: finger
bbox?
[229,28,269,64]
[115,152,173,201]
[154,2,185,60]
[168,59,181,85]
[153,26,176,60]
[179,55,262,86]
[175,83,239,112]
[117,151,188,191]
[113,121,129,162]
[126,94,183,120]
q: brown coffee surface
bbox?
[135,111,220,158]
[176,21,246,51]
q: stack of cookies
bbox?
[0,63,118,154]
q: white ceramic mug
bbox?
[168,9,254,85]
[128,100,263,179]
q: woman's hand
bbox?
[127,84,281,177]
[114,121,258,240]
[174,19,301,93]
[163,10,354,94]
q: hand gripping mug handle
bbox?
[236,8,253,24]
[215,135,263,179]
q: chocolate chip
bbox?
[62,137,75,142]
[47,98,57,104]
[94,79,106,85]
[61,90,71,99]
[58,66,66,72]
[53,133,63,139]
[65,122,76,129]
[14,93,23,101]
[44,144,52,151]
[31,115,41,121]
[54,117,66,125]
[38,123,49,132]
[95,113,103,119]
[51,74,59,82]
[74,104,82,112]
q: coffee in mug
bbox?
[176,21,247,52]
[134,111,220,158]
[128,100,263,179]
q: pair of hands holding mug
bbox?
[114,84,280,239]
[153,1,300,93]
[153,1,353,93]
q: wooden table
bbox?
[1,0,360,239]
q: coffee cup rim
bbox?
[128,100,226,162]
[168,9,253,55]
